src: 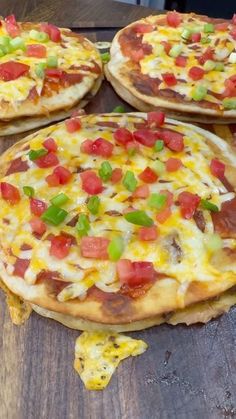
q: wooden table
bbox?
[1,2,236,418]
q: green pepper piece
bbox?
[122,171,137,192]
[87,195,100,215]
[50,193,69,207]
[28,148,47,161]
[108,236,124,261]
[76,214,90,237]
[124,210,153,226]
[41,205,68,225]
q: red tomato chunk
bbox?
[0,182,20,205]
[81,236,110,259]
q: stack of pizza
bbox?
[1,12,236,390]
[106,12,236,123]
[0,15,102,135]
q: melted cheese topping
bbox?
[0,21,101,104]
[74,331,147,390]
[137,15,236,107]
[0,114,236,302]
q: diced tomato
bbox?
[166,157,182,172]
[133,23,154,33]
[80,170,103,194]
[81,236,109,259]
[65,117,81,133]
[0,182,20,205]
[0,61,29,81]
[191,32,201,42]
[198,47,214,65]
[92,138,114,158]
[162,72,177,86]
[223,76,236,97]
[117,259,156,287]
[188,66,205,81]
[210,158,225,179]
[160,189,174,207]
[40,23,61,42]
[138,225,158,241]
[161,41,171,54]
[132,261,156,286]
[114,128,133,145]
[230,27,236,40]
[156,207,172,224]
[29,217,47,235]
[215,22,228,31]
[175,56,187,67]
[81,138,113,157]
[232,14,236,25]
[26,44,46,58]
[166,11,182,28]
[35,152,59,168]
[132,184,150,199]
[147,111,165,127]
[111,168,123,184]
[13,258,30,278]
[43,138,58,152]
[45,173,60,187]
[178,191,200,219]
[45,68,64,79]
[5,15,20,37]
[133,129,157,147]
[139,167,158,183]
[116,259,134,285]
[30,198,47,216]
[50,234,72,259]
[81,139,93,154]
[161,130,184,152]
[53,166,72,184]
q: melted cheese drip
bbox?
[74,331,147,390]
[140,16,236,106]
[0,114,235,301]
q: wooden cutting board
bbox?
[1,2,236,418]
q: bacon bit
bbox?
[20,243,33,251]
[13,258,30,278]
[111,168,123,184]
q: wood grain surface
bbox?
[1,2,236,419]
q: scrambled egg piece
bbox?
[74,331,148,390]
[0,279,32,325]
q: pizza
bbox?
[106,12,236,123]
[0,112,236,333]
[0,15,102,134]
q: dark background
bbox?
[165,0,235,19]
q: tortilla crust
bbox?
[0,75,103,135]
[31,286,236,331]
[107,13,236,122]
[0,114,236,325]
[0,22,102,120]
[105,66,236,125]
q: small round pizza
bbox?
[0,15,102,134]
[0,112,236,332]
[106,12,236,123]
